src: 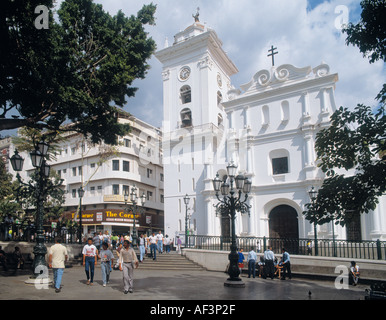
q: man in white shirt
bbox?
[247,247,258,278]
[156,230,164,254]
[148,232,157,260]
[82,238,98,285]
[264,247,275,280]
[48,237,68,293]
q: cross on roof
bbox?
[267,45,278,67]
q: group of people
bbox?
[239,246,292,280]
[47,230,179,295]
[0,245,25,272]
[48,236,139,294]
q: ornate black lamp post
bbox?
[308,186,319,256]
[212,161,252,288]
[11,140,51,279]
[77,186,85,244]
[124,185,146,248]
[183,194,190,248]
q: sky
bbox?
[2,0,385,136]
[85,0,383,129]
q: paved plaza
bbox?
[0,264,367,301]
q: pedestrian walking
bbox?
[119,240,139,294]
[98,242,114,287]
[138,234,146,262]
[148,232,157,260]
[164,235,171,253]
[264,246,275,279]
[281,248,292,280]
[48,237,68,293]
[247,247,257,278]
[93,232,101,252]
[82,237,98,285]
[176,236,182,254]
[156,230,164,254]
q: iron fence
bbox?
[186,235,386,260]
[0,222,79,244]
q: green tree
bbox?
[303,0,386,226]
[0,0,156,145]
[0,160,21,221]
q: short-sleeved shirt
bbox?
[149,236,157,244]
[156,233,163,241]
[99,249,114,262]
[82,244,97,257]
[49,244,68,269]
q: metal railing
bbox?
[0,222,79,244]
[186,235,386,261]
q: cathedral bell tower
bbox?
[155,13,238,238]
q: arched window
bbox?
[180,85,191,104]
[180,108,192,128]
[217,91,223,105]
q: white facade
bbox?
[156,21,386,241]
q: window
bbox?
[180,85,191,104]
[160,194,164,203]
[123,185,129,196]
[272,157,289,175]
[123,161,130,172]
[124,139,131,148]
[63,169,67,174]
[97,186,103,194]
[147,191,153,201]
[78,166,82,176]
[57,170,61,177]
[112,184,119,195]
[147,168,153,178]
[72,167,77,177]
[90,186,95,194]
[217,91,223,105]
[71,147,77,155]
[90,163,96,169]
[112,160,119,171]
[72,189,76,198]
[160,173,164,182]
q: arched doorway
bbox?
[269,205,299,254]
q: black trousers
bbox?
[282,262,292,279]
[265,260,274,279]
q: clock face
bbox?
[179,67,191,81]
[217,73,222,87]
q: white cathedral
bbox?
[155,19,386,243]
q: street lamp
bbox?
[78,186,85,244]
[183,194,190,248]
[10,140,51,279]
[212,161,252,288]
[125,185,146,248]
[308,186,319,256]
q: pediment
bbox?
[239,64,313,94]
